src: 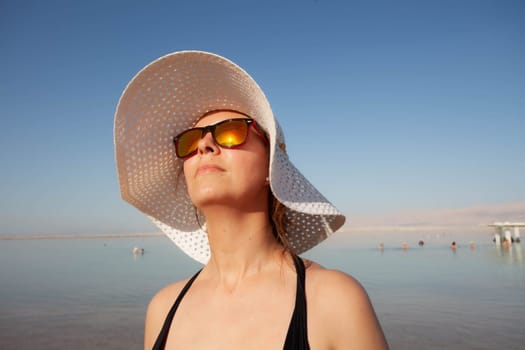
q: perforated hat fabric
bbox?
[114,51,345,264]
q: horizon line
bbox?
[0,232,164,241]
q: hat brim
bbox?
[114,51,345,264]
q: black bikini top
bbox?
[152,254,310,349]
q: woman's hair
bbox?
[269,194,291,251]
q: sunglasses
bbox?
[173,118,267,159]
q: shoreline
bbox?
[0,233,164,241]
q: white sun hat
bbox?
[114,51,345,264]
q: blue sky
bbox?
[1,0,524,236]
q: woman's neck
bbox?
[201,207,285,288]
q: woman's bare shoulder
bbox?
[144,276,195,349]
[149,278,190,309]
[305,261,367,301]
[304,261,389,349]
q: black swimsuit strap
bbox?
[152,268,202,350]
[283,254,310,350]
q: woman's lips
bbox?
[196,164,224,176]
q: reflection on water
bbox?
[493,243,523,265]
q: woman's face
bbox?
[182,111,270,211]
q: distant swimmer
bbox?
[418,240,424,247]
[402,242,408,251]
[379,243,384,251]
[469,241,475,250]
[133,247,139,255]
[450,241,457,250]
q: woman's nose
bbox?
[196,130,220,155]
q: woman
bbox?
[114,51,388,349]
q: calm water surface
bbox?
[0,233,523,349]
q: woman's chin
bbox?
[190,191,232,208]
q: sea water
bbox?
[0,233,523,349]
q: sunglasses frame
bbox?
[173,117,267,159]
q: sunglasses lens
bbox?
[176,128,202,157]
[214,119,249,147]
[175,119,254,158]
